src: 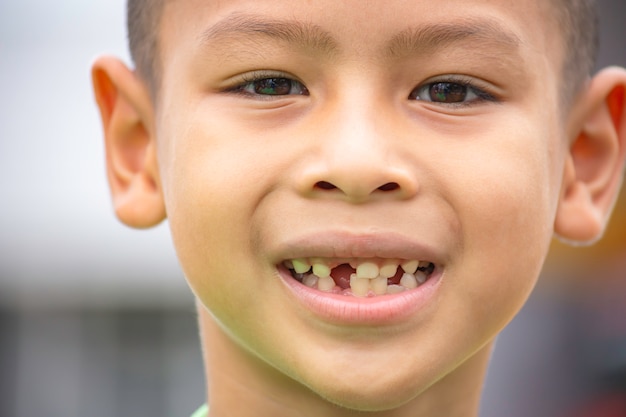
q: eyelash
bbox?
[409,75,498,107]
[225,71,309,98]
[225,72,498,106]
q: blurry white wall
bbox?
[0,5,204,417]
[0,1,189,309]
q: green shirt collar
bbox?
[190,404,208,417]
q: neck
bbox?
[197,306,491,417]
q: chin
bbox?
[320,386,420,412]
[302,365,430,412]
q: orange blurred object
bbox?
[547,186,626,281]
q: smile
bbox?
[272,231,444,324]
[283,258,436,297]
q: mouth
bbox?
[273,232,444,324]
[281,258,436,297]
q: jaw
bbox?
[198,304,494,417]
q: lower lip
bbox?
[278,266,442,326]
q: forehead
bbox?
[160,0,559,49]
[157,0,564,98]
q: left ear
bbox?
[555,67,626,244]
[92,56,166,228]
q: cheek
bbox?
[452,120,558,251]
[438,123,560,336]
[157,119,259,288]
[156,111,296,326]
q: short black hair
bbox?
[550,0,599,104]
[127,0,598,103]
[127,0,164,96]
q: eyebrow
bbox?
[198,12,339,56]
[386,18,523,58]
[198,13,522,61]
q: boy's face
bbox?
[155,0,569,409]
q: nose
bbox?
[295,104,419,204]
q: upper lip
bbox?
[269,229,445,265]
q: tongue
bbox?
[330,264,354,289]
[387,268,404,285]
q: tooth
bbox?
[292,259,311,274]
[379,262,398,278]
[317,276,335,292]
[350,274,370,297]
[303,274,318,288]
[284,260,294,269]
[387,285,406,294]
[356,262,379,279]
[312,263,331,278]
[371,276,388,295]
[400,273,418,289]
[401,260,419,274]
[415,270,428,284]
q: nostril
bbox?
[378,182,399,192]
[315,181,337,190]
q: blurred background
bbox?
[0,1,624,416]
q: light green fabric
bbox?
[190,404,209,417]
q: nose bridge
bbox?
[330,101,389,173]
[300,95,419,203]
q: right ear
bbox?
[91,56,166,228]
[554,67,626,244]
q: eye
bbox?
[409,79,495,105]
[235,76,309,97]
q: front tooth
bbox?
[387,285,406,294]
[371,276,388,295]
[379,262,398,278]
[292,259,311,274]
[400,273,418,289]
[401,260,419,274]
[303,275,318,288]
[312,263,331,278]
[350,274,370,297]
[317,276,335,292]
[356,262,379,279]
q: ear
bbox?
[555,67,626,244]
[91,56,166,228]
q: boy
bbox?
[91,0,626,416]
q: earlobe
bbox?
[555,67,626,244]
[92,56,166,228]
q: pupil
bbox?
[429,82,467,103]
[255,78,291,95]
